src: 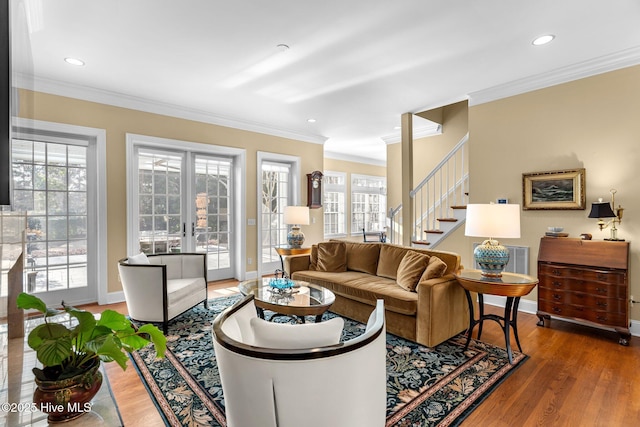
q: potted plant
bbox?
[17,292,167,422]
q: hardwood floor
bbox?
[88,280,639,426]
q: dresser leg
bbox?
[616,328,631,346]
[536,313,549,327]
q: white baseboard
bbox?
[245,270,258,280]
[482,295,640,338]
[104,291,126,305]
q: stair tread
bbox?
[437,218,458,222]
[424,230,444,234]
[451,205,467,209]
[411,240,431,245]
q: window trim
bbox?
[322,170,346,238]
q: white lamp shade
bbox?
[465,204,521,239]
[283,206,310,225]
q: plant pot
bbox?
[33,359,102,423]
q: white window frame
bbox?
[350,173,387,236]
[323,170,346,238]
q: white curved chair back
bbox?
[212,295,386,427]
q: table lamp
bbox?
[284,206,309,248]
[465,203,521,277]
[588,189,624,241]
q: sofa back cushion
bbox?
[396,251,431,291]
[344,242,381,275]
[316,241,348,272]
[376,244,411,280]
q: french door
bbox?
[133,148,234,280]
[2,124,105,309]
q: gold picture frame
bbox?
[522,168,586,210]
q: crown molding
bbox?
[469,46,640,106]
[17,74,328,145]
[382,123,442,145]
[324,150,386,167]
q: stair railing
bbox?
[388,133,469,244]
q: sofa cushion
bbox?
[291,270,418,316]
[317,241,347,272]
[250,316,344,349]
[376,244,411,280]
[420,255,448,281]
[309,245,318,270]
[396,251,430,292]
[344,241,380,275]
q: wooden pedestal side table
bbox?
[274,245,311,275]
[454,269,538,364]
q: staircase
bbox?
[388,133,469,248]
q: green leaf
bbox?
[36,336,73,366]
[94,335,129,370]
[97,310,131,331]
[65,306,96,333]
[16,293,47,313]
[137,324,167,358]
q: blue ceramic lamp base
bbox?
[474,239,510,277]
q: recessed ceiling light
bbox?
[394,126,402,130]
[276,44,290,52]
[307,118,317,123]
[532,34,555,46]
[64,57,85,66]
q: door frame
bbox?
[12,118,108,305]
[256,151,302,278]
[126,134,246,281]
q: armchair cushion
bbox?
[250,316,344,349]
[127,252,150,265]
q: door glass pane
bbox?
[261,163,290,265]
[194,156,232,272]
[137,151,183,254]
[9,139,88,294]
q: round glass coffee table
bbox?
[238,278,335,323]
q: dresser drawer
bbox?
[539,264,626,285]
[538,301,627,327]
[539,288,627,313]
[538,275,627,299]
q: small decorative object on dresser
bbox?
[536,237,630,345]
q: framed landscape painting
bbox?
[522,168,586,210]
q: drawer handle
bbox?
[553,294,562,300]
[597,301,608,307]
[575,306,584,312]
[552,269,561,275]
[552,307,562,313]
[597,315,608,322]
[553,281,562,288]
[596,287,607,294]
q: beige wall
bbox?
[468,64,640,322]
[323,157,386,240]
[18,90,324,293]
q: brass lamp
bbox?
[588,189,624,241]
[465,203,521,277]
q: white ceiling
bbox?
[13,0,640,164]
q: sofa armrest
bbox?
[286,254,311,275]
[414,274,470,347]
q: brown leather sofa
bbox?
[288,241,469,347]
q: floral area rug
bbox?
[130,296,527,427]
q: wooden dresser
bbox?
[536,237,630,345]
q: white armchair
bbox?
[117,252,208,333]
[212,295,387,427]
